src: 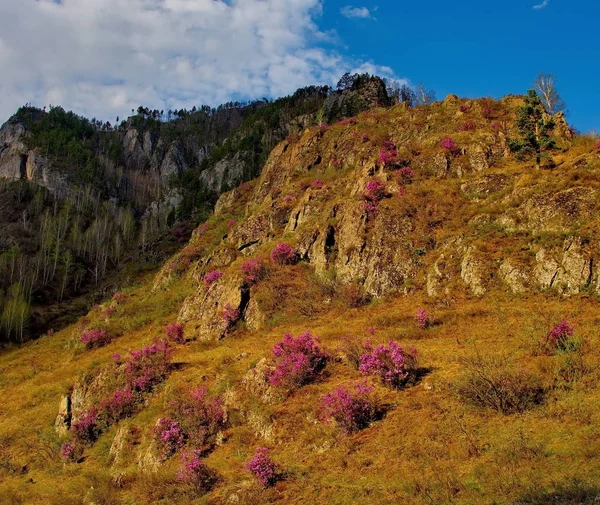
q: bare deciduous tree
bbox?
[534,73,566,114]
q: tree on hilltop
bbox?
[508,90,556,169]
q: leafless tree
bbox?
[534,73,566,114]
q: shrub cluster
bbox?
[70,407,100,444]
[246,447,279,488]
[241,258,265,284]
[154,417,186,460]
[270,243,297,265]
[80,329,112,349]
[99,388,136,424]
[456,355,545,414]
[166,387,227,454]
[545,320,575,350]
[458,120,476,131]
[379,141,397,166]
[268,331,328,389]
[204,270,224,286]
[177,450,217,493]
[416,307,430,329]
[440,137,457,151]
[165,323,185,344]
[222,303,240,327]
[125,338,173,392]
[396,166,415,184]
[363,179,386,202]
[320,382,380,433]
[359,340,419,388]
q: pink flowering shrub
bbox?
[361,201,379,221]
[270,243,297,265]
[460,120,477,131]
[80,329,111,349]
[397,166,415,184]
[112,353,121,363]
[222,303,240,327]
[104,306,116,318]
[482,107,493,119]
[177,450,217,492]
[60,442,77,462]
[241,258,265,284]
[99,388,136,424]
[458,120,476,132]
[125,338,173,392]
[166,323,185,344]
[246,447,280,487]
[459,104,471,113]
[268,331,328,389]
[311,179,324,189]
[168,387,227,453]
[595,139,600,151]
[339,116,357,126]
[204,270,224,286]
[440,137,457,151]
[359,340,419,389]
[228,219,237,229]
[362,133,369,143]
[363,179,386,202]
[416,308,430,329]
[71,407,99,444]
[320,383,380,433]
[282,194,295,203]
[379,141,398,166]
[545,320,575,351]
[153,418,186,460]
[111,291,126,303]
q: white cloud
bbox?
[533,0,550,9]
[0,0,397,123]
[340,5,373,19]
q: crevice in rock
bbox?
[324,225,338,264]
[238,240,259,252]
[19,154,27,179]
[549,269,560,288]
[239,285,251,320]
[585,258,594,288]
[309,155,322,169]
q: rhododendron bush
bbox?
[178,450,217,492]
[204,270,223,286]
[247,447,279,487]
[320,383,380,433]
[165,323,185,344]
[268,331,328,389]
[125,338,173,392]
[154,417,186,460]
[99,388,136,423]
[270,243,297,265]
[241,258,265,284]
[360,340,418,388]
[80,329,111,349]
[167,387,227,453]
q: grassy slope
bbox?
[1,98,600,505]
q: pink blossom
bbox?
[363,179,386,202]
[320,382,378,433]
[359,340,418,389]
[177,451,215,491]
[228,219,237,229]
[545,320,574,349]
[311,179,324,189]
[80,329,111,349]
[268,331,328,389]
[241,258,264,284]
[99,388,136,423]
[247,447,279,487]
[416,308,430,329]
[270,243,297,265]
[440,137,457,151]
[166,323,185,344]
[204,270,224,286]
[379,141,397,166]
[222,303,240,327]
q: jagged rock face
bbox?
[0,121,27,180]
[179,272,249,340]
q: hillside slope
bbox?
[1,95,600,505]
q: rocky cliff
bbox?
[160,95,598,340]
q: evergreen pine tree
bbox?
[508,90,556,169]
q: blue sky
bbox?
[326,0,599,132]
[0,0,597,132]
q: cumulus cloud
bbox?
[533,0,550,9]
[340,5,373,19]
[0,0,397,123]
